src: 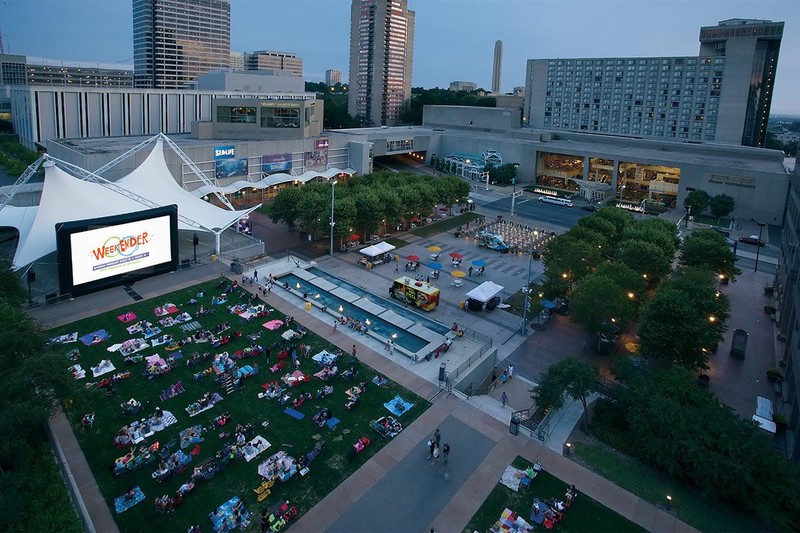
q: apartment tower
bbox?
[326,69,342,86]
[245,51,303,78]
[133,0,231,89]
[524,19,783,147]
[349,0,415,126]
[492,40,503,94]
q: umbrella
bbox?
[451,270,466,278]
[406,254,421,261]
[428,261,443,270]
[471,259,486,267]
[428,245,442,252]
[350,235,360,242]
[449,252,464,259]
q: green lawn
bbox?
[503,284,544,318]
[573,442,761,533]
[51,278,427,532]
[692,214,732,228]
[464,456,644,533]
[385,236,411,249]
[410,212,481,237]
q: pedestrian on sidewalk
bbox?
[501,391,508,408]
[333,321,337,332]
[388,341,394,355]
[254,270,258,281]
[427,438,436,460]
[395,264,399,273]
[442,442,450,465]
[351,345,357,359]
[433,428,441,449]
[507,363,514,380]
[468,265,473,277]
[431,443,440,465]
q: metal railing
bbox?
[459,326,493,347]
[511,404,553,441]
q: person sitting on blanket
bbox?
[155,494,171,513]
[177,481,195,496]
[122,487,138,502]
[316,385,333,399]
[353,436,370,452]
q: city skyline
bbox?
[2,0,799,114]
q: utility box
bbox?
[730,328,748,358]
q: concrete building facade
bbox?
[133,0,231,89]
[776,152,800,462]
[230,52,245,71]
[492,40,503,94]
[348,0,415,126]
[449,81,478,92]
[195,70,304,93]
[0,54,132,87]
[192,96,323,141]
[524,19,783,147]
[245,51,303,78]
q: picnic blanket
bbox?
[186,393,224,417]
[145,354,167,369]
[80,330,110,346]
[114,486,145,514]
[500,465,524,492]
[263,319,283,330]
[499,507,535,532]
[154,303,179,316]
[312,350,337,366]
[372,375,389,386]
[326,417,341,430]
[50,332,78,345]
[126,321,148,334]
[237,365,257,379]
[116,338,149,356]
[91,359,116,378]
[383,395,414,417]
[282,370,310,387]
[150,334,172,346]
[210,495,250,532]
[68,364,86,380]
[117,312,136,323]
[281,330,300,341]
[160,381,185,401]
[284,407,305,420]
[314,367,337,381]
[179,424,204,449]
[242,435,271,462]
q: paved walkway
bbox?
[31,252,698,533]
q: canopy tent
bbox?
[117,140,250,231]
[465,281,504,303]
[5,140,255,269]
[191,166,356,198]
[359,241,396,258]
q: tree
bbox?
[571,274,637,333]
[680,229,740,280]
[684,189,711,215]
[665,267,731,328]
[531,358,598,432]
[433,175,471,213]
[709,194,736,219]
[565,226,607,256]
[622,218,678,258]
[594,261,647,299]
[638,288,721,368]
[577,216,618,244]
[486,163,518,185]
[615,239,670,281]
[594,207,634,235]
[265,186,303,228]
[542,235,601,284]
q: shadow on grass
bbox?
[463,456,645,533]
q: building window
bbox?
[260,107,300,128]
[217,106,256,123]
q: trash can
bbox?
[211,254,217,261]
[305,301,312,312]
[509,416,519,436]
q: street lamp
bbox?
[520,230,539,335]
[329,180,338,257]
[510,178,517,217]
[754,222,766,272]
[617,182,626,207]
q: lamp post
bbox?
[520,230,539,335]
[510,178,517,217]
[329,180,338,257]
[754,222,766,272]
[617,182,626,207]
[192,232,199,264]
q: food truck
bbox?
[389,277,440,311]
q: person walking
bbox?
[501,391,508,408]
[352,345,357,359]
[468,265,473,277]
[333,321,337,332]
[433,428,441,449]
[253,270,258,281]
[507,363,514,380]
[431,443,440,465]
[442,442,450,466]
[394,264,399,273]
[427,437,436,460]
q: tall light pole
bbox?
[329,180,338,257]
[510,177,517,217]
[520,230,539,335]
[617,182,626,207]
[754,222,766,272]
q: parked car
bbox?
[738,235,765,247]
[581,205,599,212]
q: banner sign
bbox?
[262,153,293,173]
[214,146,236,160]
[215,158,248,179]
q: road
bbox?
[486,194,589,228]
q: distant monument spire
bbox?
[492,40,503,93]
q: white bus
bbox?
[538,196,574,207]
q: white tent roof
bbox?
[466,281,505,303]
[118,140,250,231]
[12,163,153,268]
[191,167,356,198]
[359,241,395,257]
[0,204,38,240]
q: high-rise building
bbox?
[492,40,502,94]
[245,51,303,78]
[230,51,244,71]
[133,0,231,89]
[524,18,783,147]
[348,0,415,126]
[326,69,342,86]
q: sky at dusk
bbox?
[2,0,799,115]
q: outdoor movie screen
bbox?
[56,206,179,296]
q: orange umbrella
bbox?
[451,270,466,278]
[428,245,442,252]
[449,252,464,259]
[406,255,421,261]
[350,235,360,242]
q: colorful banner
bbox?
[261,153,293,173]
[215,158,249,179]
[304,149,328,168]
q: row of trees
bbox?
[684,189,736,219]
[399,88,496,125]
[428,156,519,186]
[0,261,81,530]
[265,172,471,248]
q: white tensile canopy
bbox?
[192,166,356,198]
[4,139,252,268]
[466,281,505,303]
[359,241,396,258]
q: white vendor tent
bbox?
[466,281,505,303]
[359,241,396,258]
